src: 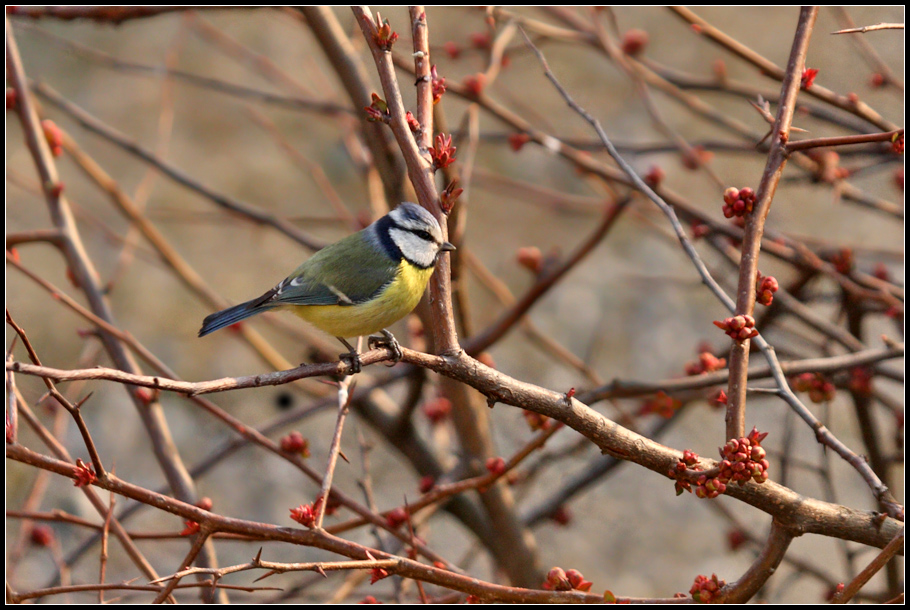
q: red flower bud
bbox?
[462,73,486,97]
[386,506,409,528]
[485,456,507,476]
[430,133,457,170]
[621,29,648,56]
[801,68,819,89]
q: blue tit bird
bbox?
[199,202,455,373]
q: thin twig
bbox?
[832,23,904,35]
[725,7,818,439]
[831,527,905,603]
[717,520,794,603]
[504,23,903,520]
[6,311,106,477]
[351,6,459,353]
[315,377,354,529]
[31,81,326,251]
[667,6,896,131]
[785,129,903,153]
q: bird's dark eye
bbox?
[414,230,433,241]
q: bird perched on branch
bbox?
[199,202,454,373]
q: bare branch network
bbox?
[6,6,904,604]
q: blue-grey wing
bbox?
[269,235,397,307]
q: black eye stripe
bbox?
[410,229,433,241]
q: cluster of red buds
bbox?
[431,65,446,105]
[722,186,756,218]
[673,428,770,499]
[370,13,399,51]
[672,449,701,495]
[715,427,770,489]
[685,351,727,376]
[755,272,779,306]
[430,133,456,170]
[713,314,758,342]
[280,431,310,457]
[405,111,420,133]
[792,372,836,403]
[801,67,819,89]
[289,494,339,528]
[891,130,903,154]
[290,502,317,528]
[542,567,593,592]
[694,475,726,499]
[73,458,96,487]
[690,573,726,603]
[439,179,463,214]
[640,391,682,418]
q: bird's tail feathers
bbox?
[198,299,270,337]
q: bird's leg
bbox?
[336,337,362,375]
[368,329,402,366]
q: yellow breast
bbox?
[284,260,434,338]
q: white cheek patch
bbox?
[390,227,437,268]
[391,207,443,239]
